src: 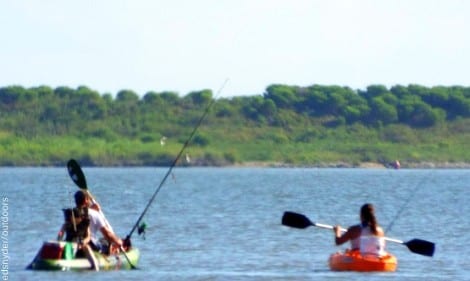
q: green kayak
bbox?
[27,241,139,271]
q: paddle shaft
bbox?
[126,79,229,240]
[311,221,406,245]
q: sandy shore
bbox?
[231,161,470,169]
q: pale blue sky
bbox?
[1,0,469,97]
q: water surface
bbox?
[1,167,468,280]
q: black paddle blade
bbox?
[282,211,313,229]
[405,239,435,257]
[67,159,87,190]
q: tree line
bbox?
[259,84,469,127]
[1,84,469,136]
[0,83,468,166]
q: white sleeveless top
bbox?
[350,225,386,256]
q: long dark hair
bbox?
[361,203,379,235]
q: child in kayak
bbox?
[57,202,99,270]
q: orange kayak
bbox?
[329,250,397,272]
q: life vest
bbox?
[62,207,90,243]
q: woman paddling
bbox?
[333,203,386,256]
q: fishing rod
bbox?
[125,79,229,240]
[385,171,433,232]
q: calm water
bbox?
[1,167,469,280]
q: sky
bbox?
[1,0,469,98]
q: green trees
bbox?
[264,84,298,109]
[1,84,468,133]
[0,83,468,166]
[184,89,213,105]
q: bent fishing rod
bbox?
[125,79,229,241]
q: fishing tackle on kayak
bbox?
[138,222,147,239]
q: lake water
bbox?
[1,167,469,280]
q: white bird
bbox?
[160,136,167,146]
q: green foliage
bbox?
[264,84,298,109]
[184,90,213,105]
[0,84,468,166]
[192,134,210,146]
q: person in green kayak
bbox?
[73,190,124,255]
[333,203,386,256]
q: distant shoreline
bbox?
[1,161,469,169]
[230,161,470,169]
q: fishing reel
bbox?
[137,222,147,239]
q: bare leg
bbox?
[83,244,99,271]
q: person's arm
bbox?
[90,202,101,212]
[82,227,91,245]
[100,226,123,246]
[334,225,360,245]
[57,224,66,240]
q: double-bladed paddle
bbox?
[66,159,137,269]
[282,211,435,257]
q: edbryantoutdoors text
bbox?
[1,197,8,280]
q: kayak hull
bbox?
[329,250,397,272]
[27,241,139,271]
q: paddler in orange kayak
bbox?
[333,203,386,256]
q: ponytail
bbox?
[361,203,379,235]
